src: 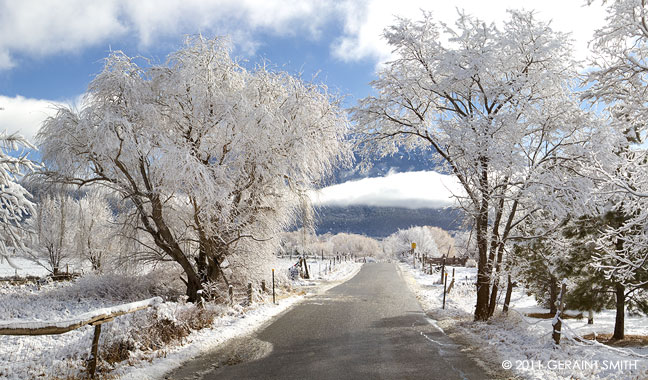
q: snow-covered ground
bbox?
[401,262,648,380]
[0,258,361,380]
[0,257,53,278]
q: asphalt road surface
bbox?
[165,263,490,380]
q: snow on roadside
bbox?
[0,259,361,379]
[116,296,303,380]
[118,259,361,380]
[0,257,52,278]
[400,262,648,380]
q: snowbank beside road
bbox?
[0,260,361,379]
[401,262,648,380]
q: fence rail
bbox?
[0,296,163,377]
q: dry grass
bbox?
[99,304,217,370]
[581,333,648,347]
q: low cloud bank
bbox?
[312,171,463,209]
[0,95,62,142]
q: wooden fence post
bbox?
[88,324,102,378]
[247,283,253,305]
[261,280,266,293]
[196,290,204,308]
[302,257,310,279]
[443,272,448,309]
[447,269,456,294]
[229,285,234,305]
[440,258,446,284]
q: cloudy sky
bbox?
[0,0,608,208]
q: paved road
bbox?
[165,263,490,380]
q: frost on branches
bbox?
[37,36,351,301]
[352,10,598,321]
[383,226,442,259]
[583,0,648,338]
[0,132,36,266]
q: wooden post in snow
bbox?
[440,258,446,284]
[272,269,276,304]
[442,272,448,309]
[88,324,102,378]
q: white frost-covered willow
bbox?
[37,36,351,301]
[383,226,442,259]
[0,132,36,265]
[352,10,600,321]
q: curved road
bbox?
[165,263,490,380]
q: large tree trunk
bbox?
[613,282,625,340]
[185,272,203,302]
[549,275,558,315]
[552,282,567,345]
[474,211,491,321]
[488,278,500,317]
[502,275,514,313]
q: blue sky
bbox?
[0,0,608,208]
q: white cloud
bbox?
[311,171,463,209]
[0,0,336,68]
[0,0,126,62]
[331,0,608,65]
[0,95,62,142]
[0,1,607,71]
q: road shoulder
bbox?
[397,263,522,380]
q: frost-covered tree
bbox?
[585,0,648,135]
[26,192,77,275]
[37,36,350,301]
[426,226,456,257]
[0,132,36,265]
[75,189,116,271]
[329,232,381,259]
[582,0,648,338]
[280,231,381,260]
[353,10,595,320]
[383,226,441,259]
[509,214,570,315]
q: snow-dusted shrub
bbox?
[100,303,218,364]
